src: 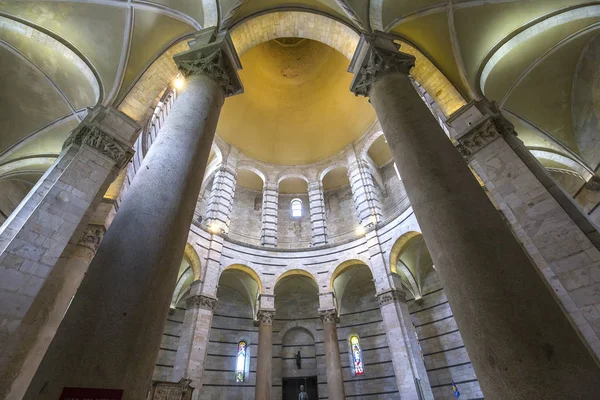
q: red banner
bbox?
[59,387,124,400]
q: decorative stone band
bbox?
[63,125,132,168]
[455,115,516,159]
[256,309,275,326]
[349,32,416,98]
[77,226,105,253]
[376,289,406,307]
[186,294,218,311]
[147,378,193,400]
[318,309,338,324]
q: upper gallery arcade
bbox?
[1,1,600,400]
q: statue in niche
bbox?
[298,385,309,400]
[295,351,302,369]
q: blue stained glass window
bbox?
[236,341,246,382]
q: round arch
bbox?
[277,173,309,185]
[319,162,349,183]
[276,321,319,344]
[389,231,422,274]
[358,130,385,160]
[222,263,264,294]
[274,268,319,290]
[237,163,267,185]
[329,258,372,291]
[184,243,202,280]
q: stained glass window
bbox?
[291,199,302,218]
[350,336,364,375]
[235,341,247,382]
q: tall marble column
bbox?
[318,309,345,400]
[0,107,138,398]
[349,32,600,399]
[347,150,382,227]
[204,164,237,233]
[172,280,217,400]
[308,181,327,246]
[260,182,278,247]
[255,309,275,400]
[24,30,243,400]
[377,289,433,400]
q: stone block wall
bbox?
[0,180,33,225]
[277,193,311,248]
[337,274,400,399]
[199,286,257,400]
[153,303,185,382]
[407,273,483,400]
[378,162,410,221]
[229,186,263,245]
[325,185,359,243]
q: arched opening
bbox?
[278,177,310,248]
[228,168,265,245]
[331,262,397,393]
[322,167,357,242]
[388,233,484,398]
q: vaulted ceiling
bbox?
[1,0,599,182]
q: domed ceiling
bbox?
[0,0,599,195]
[217,38,375,165]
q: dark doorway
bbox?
[282,376,318,400]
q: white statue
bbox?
[298,385,309,400]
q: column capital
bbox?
[174,28,243,98]
[349,31,415,98]
[318,308,339,324]
[256,309,275,326]
[76,226,105,253]
[376,288,406,307]
[63,109,135,168]
[186,294,217,311]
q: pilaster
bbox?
[447,99,600,358]
[204,164,237,234]
[308,181,328,246]
[260,182,278,247]
[0,107,139,397]
[347,150,382,228]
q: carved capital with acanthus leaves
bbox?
[455,114,516,159]
[186,294,217,311]
[256,309,275,326]
[349,32,415,98]
[318,309,338,324]
[376,289,405,307]
[77,226,105,253]
[174,28,243,98]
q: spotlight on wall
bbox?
[355,225,365,236]
[174,77,185,90]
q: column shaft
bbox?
[357,41,600,397]
[260,183,278,247]
[25,71,229,399]
[308,181,327,246]
[255,310,274,400]
[319,310,345,400]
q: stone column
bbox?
[172,281,217,400]
[260,182,278,247]
[318,309,345,400]
[24,30,243,400]
[0,226,104,399]
[377,289,433,400]
[204,162,237,234]
[308,181,327,246]
[447,100,600,357]
[0,107,138,398]
[347,150,382,227]
[255,309,275,400]
[349,32,600,399]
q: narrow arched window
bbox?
[350,336,364,375]
[235,341,247,382]
[291,198,302,218]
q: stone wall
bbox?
[199,286,257,400]
[277,193,311,249]
[378,162,410,222]
[153,301,185,382]
[325,185,358,242]
[0,180,32,225]
[407,273,483,400]
[338,274,400,399]
[229,186,263,245]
